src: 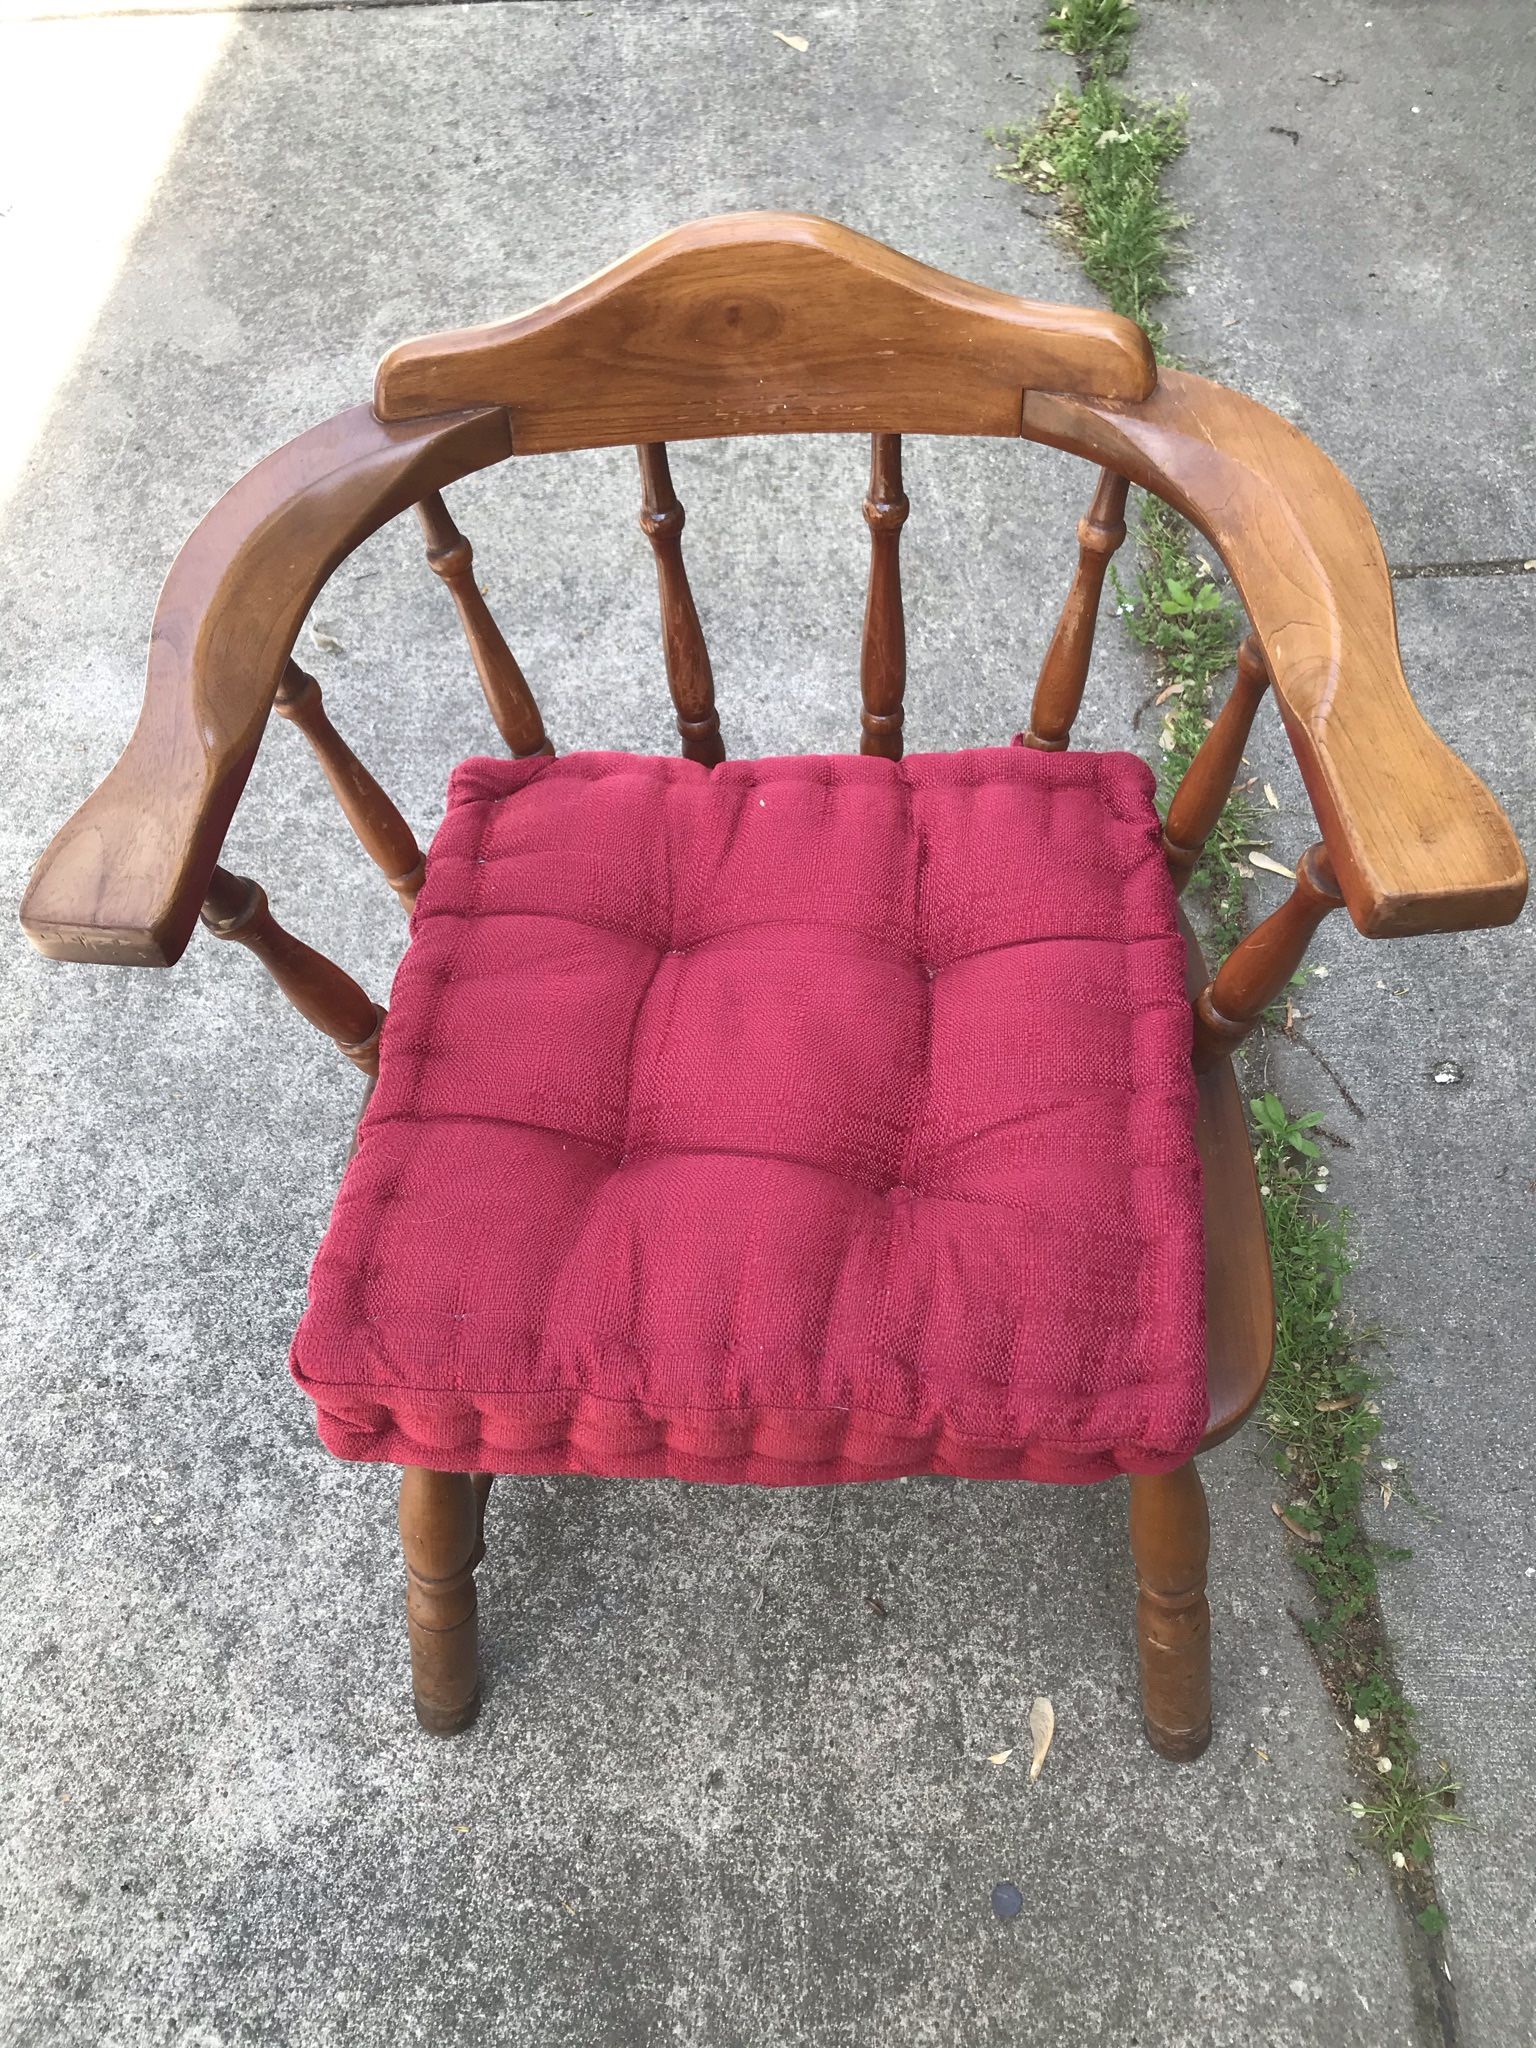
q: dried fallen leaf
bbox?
[310,626,344,654]
[771,29,809,50]
[986,1749,1013,1767]
[1315,1395,1358,1412]
[1263,781,1280,810]
[1028,1696,1055,1781]
[1249,851,1296,880]
[1273,1501,1324,1545]
[1154,681,1186,704]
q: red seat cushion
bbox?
[290,746,1206,1485]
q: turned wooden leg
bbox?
[398,1466,483,1735]
[1128,1461,1212,1762]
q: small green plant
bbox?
[993,82,1187,340]
[1044,0,1139,75]
[996,0,1465,1933]
[1351,1771,1464,1866]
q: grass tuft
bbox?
[996,0,1467,1918]
[993,83,1187,343]
[1044,0,1139,76]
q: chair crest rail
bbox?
[19,223,1525,983]
[374,211,1157,450]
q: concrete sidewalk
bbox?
[0,2,1528,2043]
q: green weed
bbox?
[998,0,1465,1916]
[1043,0,1139,76]
[993,82,1187,341]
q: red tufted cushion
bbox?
[290,747,1206,1485]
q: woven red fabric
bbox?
[291,747,1206,1484]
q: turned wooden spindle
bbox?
[1129,1463,1212,1762]
[416,491,553,758]
[1163,631,1272,892]
[1025,467,1130,751]
[1192,842,1345,1070]
[399,1466,483,1735]
[274,661,425,912]
[637,442,725,767]
[859,432,910,760]
[200,866,385,1077]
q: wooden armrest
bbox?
[20,403,511,968]
[1023,371,1527,938]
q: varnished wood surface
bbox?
[21,230,1523,971]
[398,1466,483,1735]
[1184,910,1275,1450]
[1128,1463,1212,1762]
[1164,632,1271,892]
[274,661,425,912]
[21,405,510,969]
[375,212,1157,447]
[1024,374,1528,938]
[1025,466,1128,751]
[859,433,908,760]
[199,866,385,1076]
[1194,845,1344,1072]
[637,443,725,766]
[416,491,553,759]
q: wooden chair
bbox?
[22,215,1525,1760]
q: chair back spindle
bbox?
[1163,632,1272,893]
[275,662,425,912]
[1192,843,1343,1069]
[200,868,385,1075]
[1025,467,1130,751]
[637,443,725,766]
[859,433,909,760]
[416,492,553,759]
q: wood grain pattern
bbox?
[398,1466,482,1735]
[1183,909,1274,1451]
[1163,630,1271,892]
[375,212,1157,448]
[1129,1462,1212,1762]
[417,490,553,759]
[1024,374,1527,937]
[859,432,909,760]
[274,661,425,911]
[1193,843,1345,1071]
[637,442,724,766]
[199,866,384,1076]
[21,405,510,968]
[1024,467,1128,751]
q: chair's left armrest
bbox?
[1023,371,1527,939]
[20,403,512,969]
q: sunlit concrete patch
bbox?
[0,10,238,509]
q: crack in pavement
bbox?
[1389,557,1536,582]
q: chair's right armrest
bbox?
[1023,371,1527,939]
[20,403,512,969]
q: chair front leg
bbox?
[398,1466,483,1734]
[1128,1461,1212,1761]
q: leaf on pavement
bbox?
[1028,1696,1055,1781]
